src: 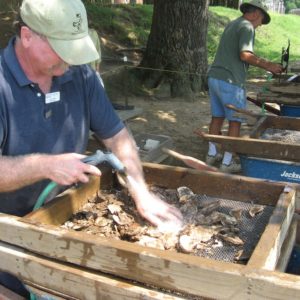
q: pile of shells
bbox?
[61,186,264,261]
[261,128,300,144]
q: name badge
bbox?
[45,92,60,104]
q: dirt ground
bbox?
[103,68,269,167]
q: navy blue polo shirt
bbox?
[0,37,125,216]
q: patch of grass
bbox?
[86,4,152,47]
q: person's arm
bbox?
[0,153,101,192]
[102,127,183,227]
[240,51,283,74]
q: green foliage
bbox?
[284,0,300,12]
[86,4,300,78]
[286,2,297,12]
[85,3,153,46]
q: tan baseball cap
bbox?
[20,0,99,65]
[240,0,271,25]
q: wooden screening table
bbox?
[0,163,299,299]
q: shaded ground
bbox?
[102,68,269,167]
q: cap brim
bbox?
[240,3,271,25]
[47,34,99,65]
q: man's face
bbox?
[24,28,69,77]
[252,9,265,28]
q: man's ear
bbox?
[20,26,33,48]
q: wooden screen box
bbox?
[0,163,299,299]
[238,115,300,184]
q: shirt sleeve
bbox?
[238,23,255,53]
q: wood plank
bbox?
[257,92,300,105]
[0,214,246,299]
[26,285,67,300]
[246,187,295,270]
[196,133,300,162]
[276,216,297,272]
[0,241,185,300]
[2,239,300,299]
[142,163,285,205]
[24,172,113,225]
[252,115,300,131]
[246,97,281,115]
[245,269,300,299]
[24,176,100,225]
[269,83,300,95]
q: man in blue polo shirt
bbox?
[0,0,182,297]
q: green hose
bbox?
[33,181,58,211]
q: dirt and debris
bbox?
[61,185,273,264]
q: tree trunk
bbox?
[139,0,209,98]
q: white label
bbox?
[45,92,60,104]
[281,170,300,180]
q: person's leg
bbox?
[218,83,246,172]
[207,117,224,161]
[222,120,241,166]
[206,78,225,165]
[209,117,224,135]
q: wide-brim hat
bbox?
[240,0,271,25]
[20,0,99,65]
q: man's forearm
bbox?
[240,51,283,74]
[102,128,146,188]
[241,51,268,68]
[0,154,47,192]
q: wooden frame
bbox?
[0,164,298,299]
[197,115,300,162]
[257,82,300,106]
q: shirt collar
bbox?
[3,36,73,87]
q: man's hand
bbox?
[103,128,183,229]
[132,188,183,230]
[44,153,101,185]
[266,62,284,75]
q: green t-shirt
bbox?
[208,17,255,87]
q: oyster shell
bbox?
[137,236,165,250]
[230,208,243,221]
[249,205,264,218]
[177,186,195,204]
[218,234,244,246]
[199,200,221,215]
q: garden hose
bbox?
[33,150,126,210]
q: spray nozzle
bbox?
[82,150,126,174]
